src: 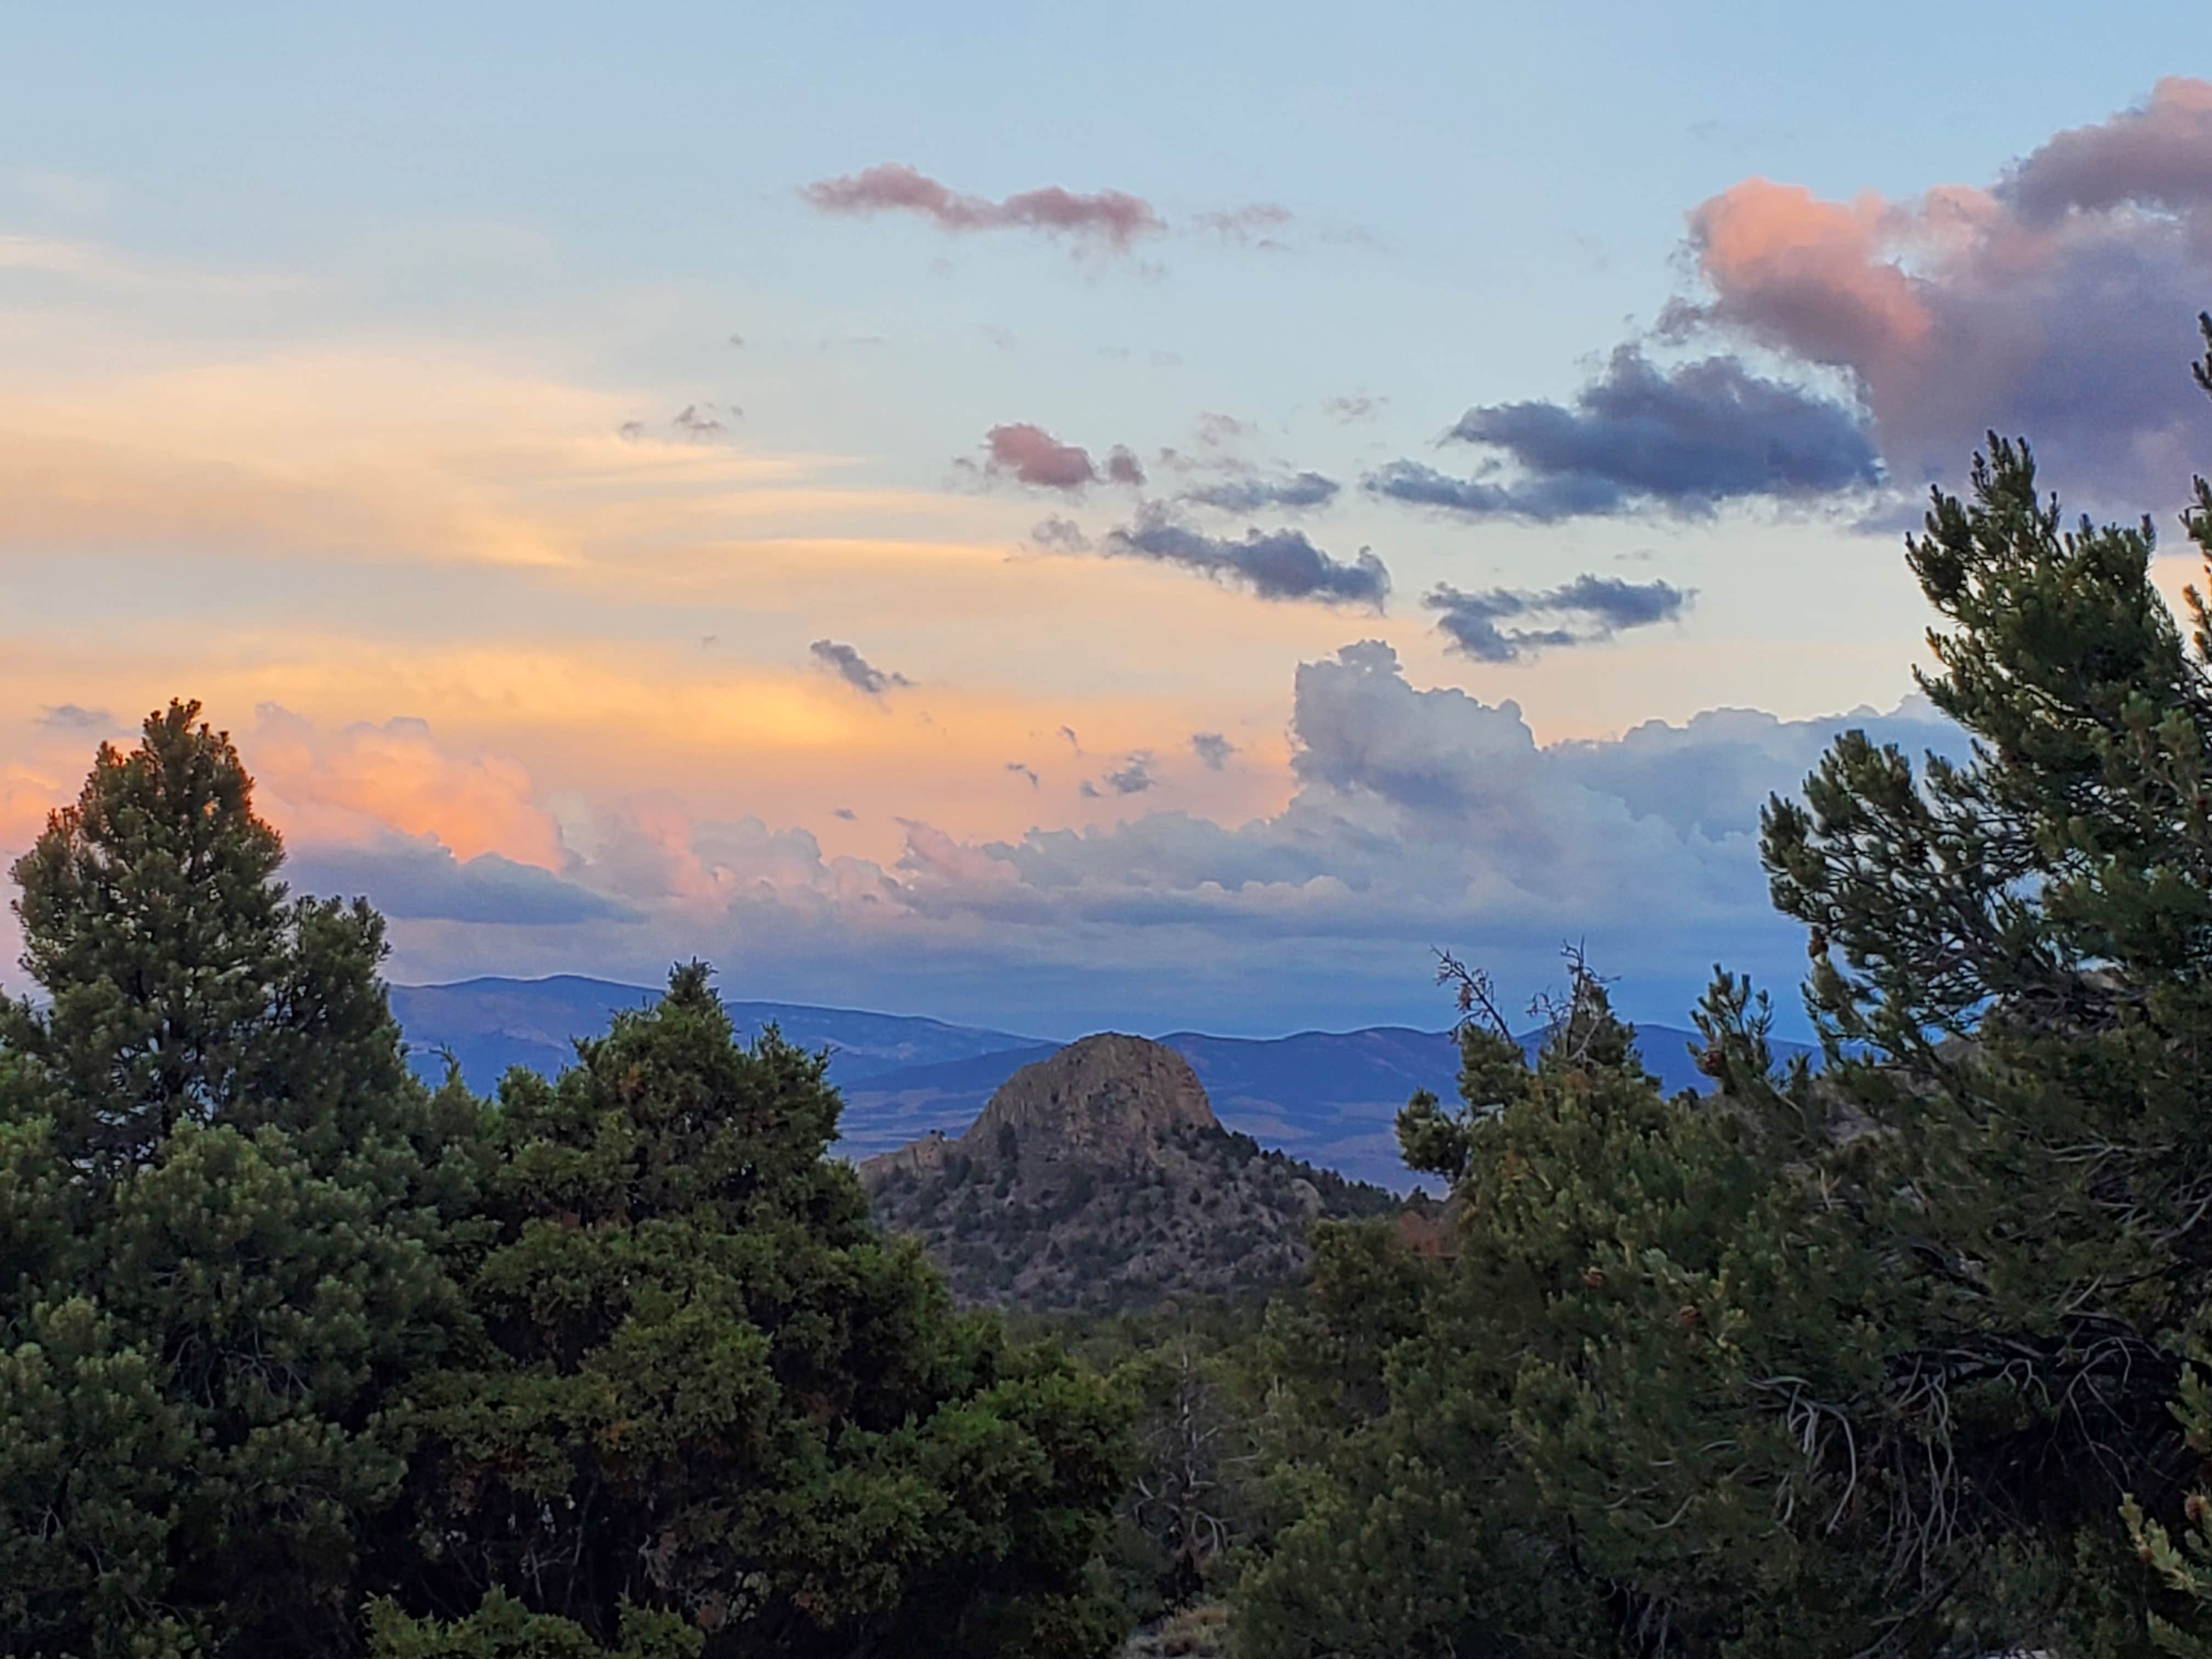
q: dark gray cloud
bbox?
[1425,574,1692,663]
[1190,732,1237,770]
[1184,471,1341,512]
[292,838,634,927]
[1324,81,2212,529]
[1006,761,1040,789]
[1103,752,1156,795]
[673,402,731,438]
[832,806,858,821]
[38,703,111,731]
[809,639,912,697]
[1099,506,1389,606]
[1368,347,1880,522]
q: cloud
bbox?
[246,709,566,870]
[1193,204,1293,246]
[1184,471,1341,512]
[228,653,1971,1043]
[650,642,1962,1035]
[1322,394,1385,423]
[1190,732,1237,770]
[672,402,733,438]
[1029,514,1092,552]
[290,836,634,927]
[1097,506,1390,606]
[802,163,1165,252]
[1666,77,2212,510]
[2000,76,2212,222]
[809,639,912,698]
[832,806,857,821]
[1367,347,1880,521]
[980,424,1143,492]
[37,703,111,731]
[1103,752,1156,795]
[1006,761,1040,790]
[1424,574,1693,663]
[1355,80,2212,525]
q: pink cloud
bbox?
[803,163,1165,251]
[980,424,1146,492]
[1669,77,2212,509]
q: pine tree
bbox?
[2,699,448,1187]
[0,703,477,1656]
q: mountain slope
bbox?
[860,1034,1401,1311]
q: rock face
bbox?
[859,1032,1398,1311]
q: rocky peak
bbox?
[966,1033,1216,1168]
[857,1030,1401,1311]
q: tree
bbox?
[1239,312,2212,1655]
[0,703,478,1656]
[2,699,453,1190]
[1239,962,1896,1659]
[392,964,1132,1658]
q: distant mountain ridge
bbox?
[387,975,1043,1090]
[391,976,1812,1190]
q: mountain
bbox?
[844,1022,1813,1189]
[387,975,1043,1092]
[389,977,1814,1192]
[859,1034,1401,1311]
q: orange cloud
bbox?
[244,710,567,870]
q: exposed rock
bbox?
[860,1032,1400,1311]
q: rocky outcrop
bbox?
[859,1034,1215,1192]
[860,1032,1400,1311]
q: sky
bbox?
[2,4,2209,1039]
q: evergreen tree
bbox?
[391,964,1132,1658]
[1,699,454,1190]
[1239,325,2212,1657]
[0,703,476,1656]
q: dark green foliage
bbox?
[1235,324,2212,1657]
[393,964,1132,1657]
[0,710,1130,1658]
[0,704,473,1657]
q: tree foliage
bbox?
[1235,323,2212,1656]
[0,706,1130,1657]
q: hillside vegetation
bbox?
[860,1034,1400,1310]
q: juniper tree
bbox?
[390,964,1132,1659]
